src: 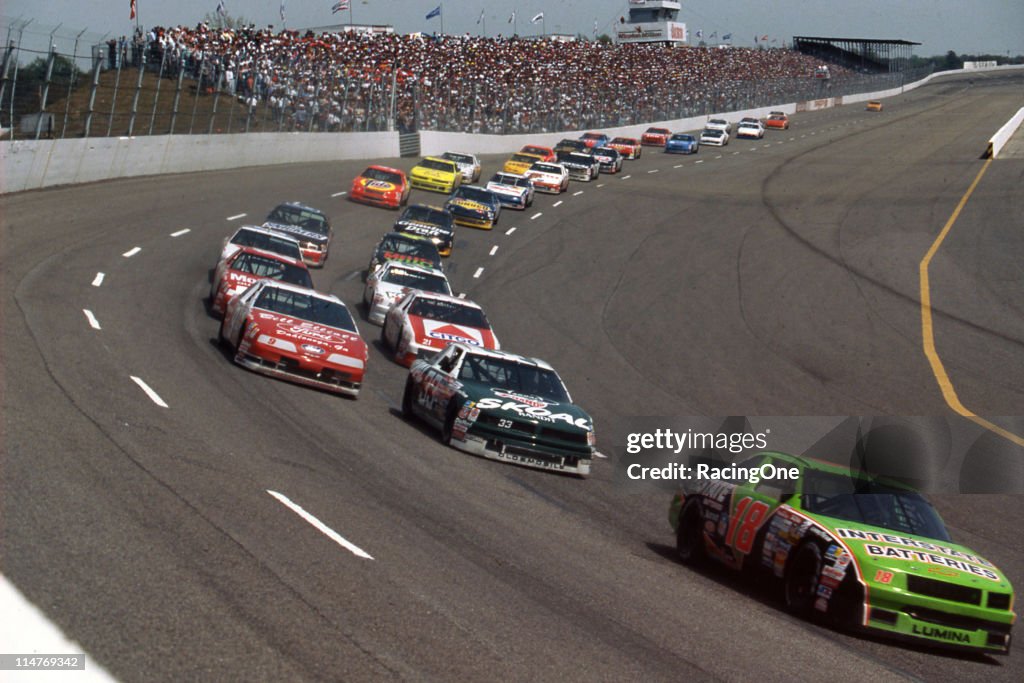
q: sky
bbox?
[1,0,1021,58]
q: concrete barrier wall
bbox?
[988,106,1024,158]
[0,131,399,194]
[4,64,1022,194]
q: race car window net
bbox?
[457,356,570,403]
[255,287,356,333]
[232,252,312,289]
[801,470,951,541]
[409,299,488,328]
[232,230,302,260]
[382,268,451,295]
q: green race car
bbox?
[669,452,1015,654]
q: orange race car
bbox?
[519,144,556,162]
[764,111,789,129]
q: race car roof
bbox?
[257,279,342,304]
[451,342,554,371]
[231,224,302,243]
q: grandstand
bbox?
[793,37,920,74]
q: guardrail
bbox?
[987,106,1024,158]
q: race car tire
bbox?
[401,377,416,418]
[784,541,823,615]
[218,318,228,346]
[380,319,390,349]
[675,499,706,565]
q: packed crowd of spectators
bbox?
[125,23,860,134]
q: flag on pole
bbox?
[722,33,731,40]
[426,5,442,20]
[710,31,717,38]
[216,1,227,18]
[696,29,702,39]
[593,20,598,36]
[130,0,137,20]
[280,1,286,21]
[508,11,515,23]
[753,34,758,43]
[761,35,769,41]
[477,9,485,24]
[531,12,544,24]
[332,1,349,14]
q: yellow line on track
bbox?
[919,157,1024,447]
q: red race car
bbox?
[210,246,312,317]
[641,127,671,146]
[608,137,642,159]
[381,290,499,366]
[579,132,610,148]
[349,165,410,209]
[765,111,790,129]
[220,280,368,397]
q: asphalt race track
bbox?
[3,71,1023,681]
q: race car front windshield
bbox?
[379,236,440,260]
[532,163,562,174]
[442,152,473,164]
[381,267,451,295]
[610,138,635,145]
[231,252,312,288]
[671,135,695,142]
[231,229,302,260]
[801,470,951,541]
[420,158,456,172]
[410,297,489,328]
[362,167,404,184]
[522,146,549,156]
[511,154,539,163]
[255,287,357,333]
[266,205,329,236]
[457,355,570,403]
[702,130,723,137]
[453,187,496,204]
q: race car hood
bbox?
[804,513,1012,589]
[395,220,454,240]
[447,198,491,214]
[487,182,527,197]
[412,167,454,181]
[355,177,401,193]
[254,311,366,359]
[409,317,496,349]
[262,221,329,245]
[459,383,593,432]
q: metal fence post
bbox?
[168,65,184,134]
[59,28,88,138]
[148,48,167,135]
[34,48,57,139]
[126,56,144,136]
[207,68,224,134]
[0,41,13,127]
[105,52,123,136]
[83,56,102,138]
[188,57,205,135]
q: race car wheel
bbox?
[675,500,706,565]
[380,319,391,349]
[401,377,416,418]
[784,541,822,615]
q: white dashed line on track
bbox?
[342,269,361,282]
[267,490,374,560]
[83,309,101,330]
[749,148,758,152]
[489,245,498,256]
[695,160,704,164]
[789,137,796,141]
[122,247,141,258]
[553,200,563,207]
[530,212,543,220]
[92,272,105,287]
[673,164,683,168]
[473,267,484,278]
[505,227,517,236]
[594,451,609,459]
[715,155,723,159]
[732,151,741,155]
[170,228,190,237]
[573,190,584,196]
[331,191,347,197]
[621,174,633,179]
[226,213,247,221]
[130,376,168,408]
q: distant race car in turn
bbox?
[363,261,452,326]
[219,225,303,265]
[608,137,642,159]
[699,128,729,147]
[765,112,790,129]
[641,127,672,146]
[440,151,482,183]
[349,165,410,209]
[524,161,570,194]
[262,202,333,267]
[592,146,624,173]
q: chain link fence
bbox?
[0,18,933,141]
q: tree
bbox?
[596,33,612,45]
[941,50,961,70]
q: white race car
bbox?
[362,261,452,326]
[699,128,730,147]
[381,290,499,366]
[219,224,303,265]
[485,172,535,210]
[735,120,765,139]
[705,118,732,134]
[440,151,482,183]
[524,162,569,194]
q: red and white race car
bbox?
[210,247,312,317]
[220,280,368,397]
[362,261,453,326]
[219,225,303,265]
[524,161,570,194]
[381,290,499,366]
[608,137,642,159]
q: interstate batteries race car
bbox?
[401,343,596,476]
[669,452,1015,654]
[381,290,499,366]
[445,186,502,229]
[503,152,544,176]
[210,247,312,317]
[263,202,333,267]
[220,281,367,397]
[393,204,455,256]
[349,165,410,209]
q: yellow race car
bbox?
[409,157,462,194]
[502,152,543,175]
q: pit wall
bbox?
[3,65,1021,195]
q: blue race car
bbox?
[665,133,699,154]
